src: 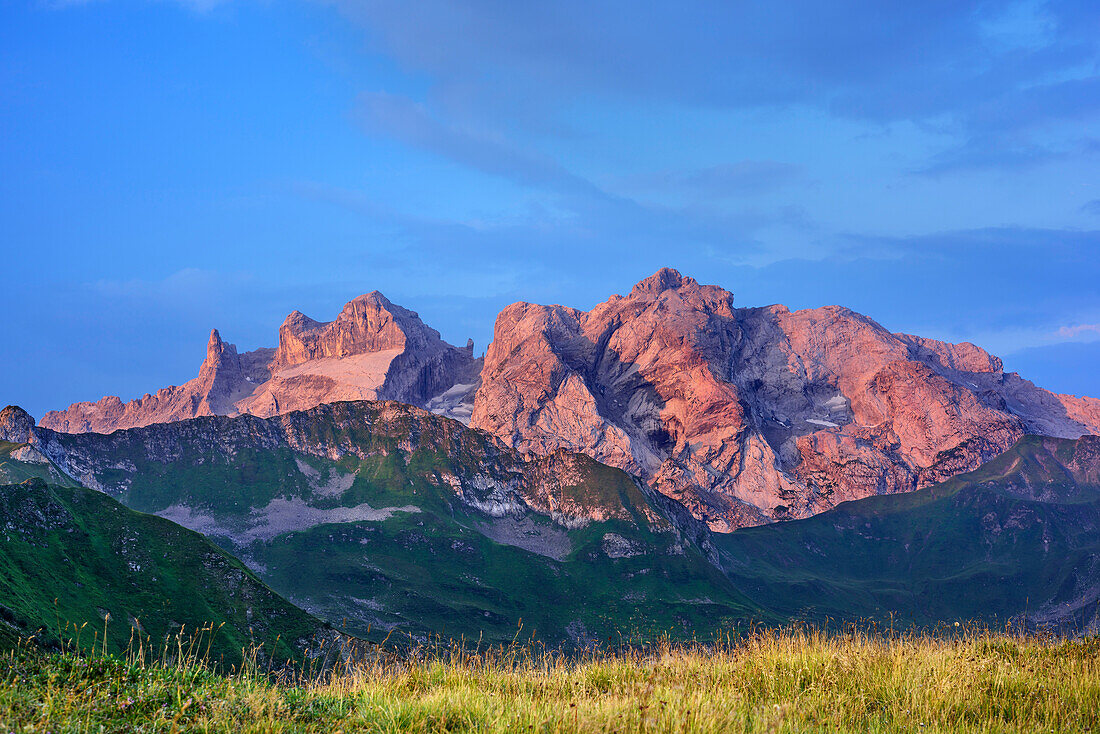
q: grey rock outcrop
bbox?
[0,405,35,443]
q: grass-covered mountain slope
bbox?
[716,435,1100,632]
[0,477,329,666]
[12,402,764,645]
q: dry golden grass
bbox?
[2,625,1098,733]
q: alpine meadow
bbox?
[3,0,1100,731]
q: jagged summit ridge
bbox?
[40,292,481,433]
[471,268,1100,531]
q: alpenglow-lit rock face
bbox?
[40,292,481,433]
[471,268,1100,531]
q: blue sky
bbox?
[2,0,1099,418]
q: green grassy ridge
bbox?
[29,400,763,645]
[716,435,1100,629]
[0,478,327,667]
[42,402,659,528]
[527,450,674,530]
[3,630,1098,733]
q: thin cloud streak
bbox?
[356,91,602,197]
[1057,323,1100,339]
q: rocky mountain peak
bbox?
[200,329,238,373]
[41,291,481,433]
[612,268,734,321]
[281,310,323,332]
[472,268,1100,531]
[0,405,35,444]
[343,290,391,311]
[630,267,690,296]
[272,292,421,370]
[37,270,1100,536]
[896,333,1003,374]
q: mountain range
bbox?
[4,268,1100,652]
[38,269,1100,531]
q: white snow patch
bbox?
[424,382,477,426]
[438,382,478,400]
[426,382,479,425]
[805,418,840,428]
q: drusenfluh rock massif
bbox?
[38,269,1100,532]
[40,291,481,434]
[473,268,1100,530]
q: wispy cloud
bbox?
[348,91,822,268]
[90,267,238,299]
[339,1,1100,128]
[46,0,227,10]
[624,161,804,199]
[356,91,601,197]
[1057,323,1100,339]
